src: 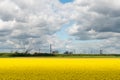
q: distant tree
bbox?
[52,50,59,54]
[64,51,69,54]
[69,51,73,54]
[64,51,73,54]
[24,48,32,54]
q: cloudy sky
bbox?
[0,0,120,53]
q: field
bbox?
[0,58,120,80]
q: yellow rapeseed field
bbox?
[0,58,120,80]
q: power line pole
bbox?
[50,44,52,54]
[100,49,103,55]
[39,48,41,53]
[73,49,76,54]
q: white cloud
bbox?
[0,0,66,51]
[0,0,120,53]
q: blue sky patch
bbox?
[59,0,74,4]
